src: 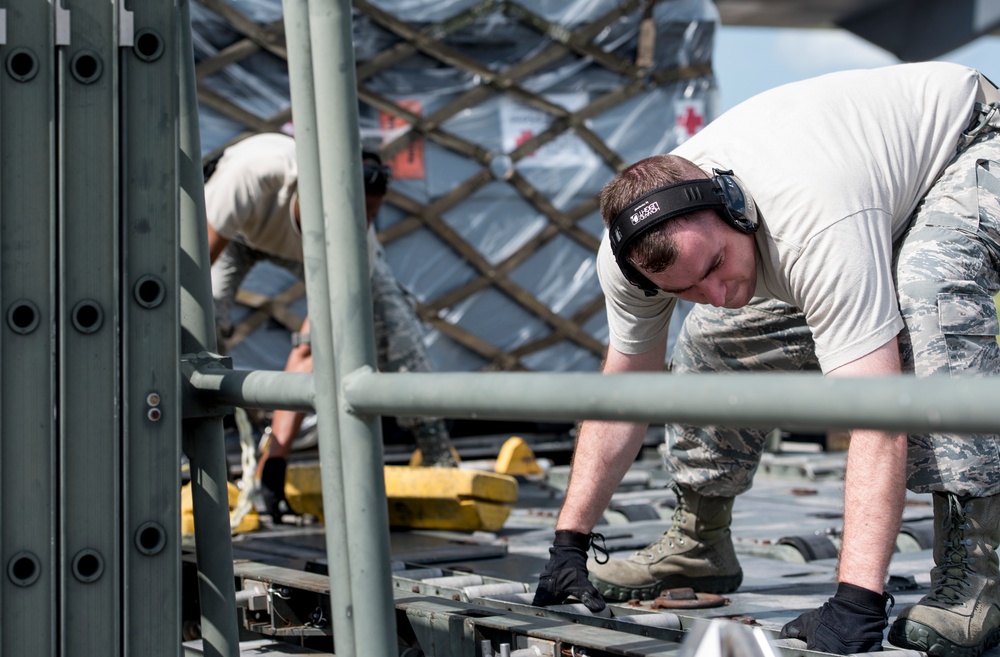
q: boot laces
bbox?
[589,532,610,565]
[931,497,976,603]
[637,483,688,560]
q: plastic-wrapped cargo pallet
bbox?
[190,0,716,374]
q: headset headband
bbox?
[608,169,757,296]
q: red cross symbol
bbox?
[515,130,536,156]
[676,106,704,136]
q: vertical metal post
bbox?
[177,0,240,655]
[120,0,181,654]
[309,0,398,650]
[58,0,122,651]
[281,0,357,653]
[0,3,58,655]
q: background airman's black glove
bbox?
[531,530,608,613]
[780,582,893,654]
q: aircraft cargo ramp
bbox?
[181,445,968,656]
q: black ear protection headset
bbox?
[361,149,392,196]
[608,169,758,296]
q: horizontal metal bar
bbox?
[184,364,1000,434]
[341,368,1000,434]
[186,366,315,413]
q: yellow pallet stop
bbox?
[286,463,518,532]
[494,436,544,476]
[408,435,543,477]
[286,437,539,531]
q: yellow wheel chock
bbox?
[494,436,544,476]
[183,436,539,534]
[286,451,522,532]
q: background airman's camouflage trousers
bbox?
[666,130,1000,499]
[369,250,444,433]
[211,240,444,434]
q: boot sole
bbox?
[888,618,1000,657]
[589,571,742,602]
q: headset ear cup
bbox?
[713,172,759,235]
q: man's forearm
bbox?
[266,318,313,459]
[837,427,908,593]
[556,419,650,532]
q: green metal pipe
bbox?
[281,0,356,651]
[188,368,315,413]
[185,364,1000,434]
[340,369,1000,434]
[177,0,239,654]
[307,0,398,651]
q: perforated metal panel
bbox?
[0,2,184,654]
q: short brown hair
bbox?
[599,154,706,274]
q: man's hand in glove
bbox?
[532,530,607,613]
[780,582,893,654]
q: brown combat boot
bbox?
[587,483,742,601]
[888,492,1000,657]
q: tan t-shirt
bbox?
[205,132,302,262]
[600,62,982,372]
[205,131,380,273]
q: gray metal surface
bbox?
[0,2,57,654]
[121,1,182,653]
[58,0,121,650]
[215,446,1000,656]
[184,639,328,655]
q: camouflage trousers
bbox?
[666,130,1000,498]
[211,239,444,434]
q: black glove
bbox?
[780,582,894,654]
[531,530,607,613]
